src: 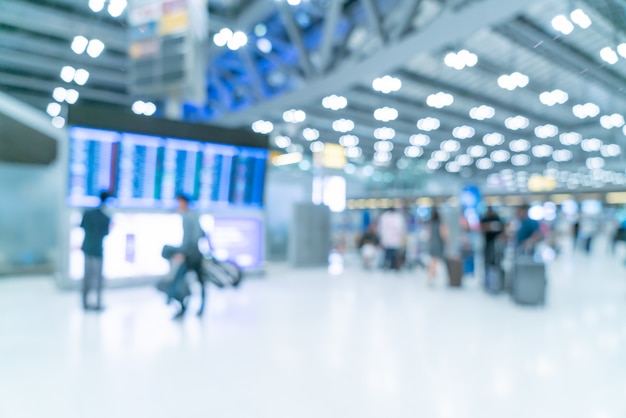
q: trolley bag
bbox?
[484,265,504,294]
[445,257,463,287]
[511,255,546,305]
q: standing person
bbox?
[378,207,407,271]
[427,207,448,285]
[481,206,503,267]
[358,223,380,269]
[172,194,207,318]
[516,205,541,250]
[80,192,111,311]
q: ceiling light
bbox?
[600,114,624,129]
[65,89,79,104]
[535,124,558,139]
[552,15,575,35]
[372,75,402,93]
[601,144,621,157]
[339,134,359,147]
[46,102,61,117]
[71,36,89,54]
[432,150,450,162]
[469,105,495,120]
[441,139,461,153]
[252,120,274,134]
[570,9,592,29]
[287,0,301,5]
[581,138,603,152]
[476,158,494,170]
[108,0,127,17]
[60,66,76,83]
[88,0,105,12]
[456,154,473,166]
[426,159,440,171]
[468,145,487,158]
[446,162,461,173]
[600,47,619,65]
[491,150,510,163]
[417,117,440,131]
[444,49,478,70]
[310,141,324,153]
[539,89,569,106]
[498,72,529,91]
[559,132,582,145]
[257,38,272,53]
[374,127,395,140]
[143,102,156,116]
[586,157,605,170]
[228,31,248,50]
[511,154,530,166]
[53,87,67,102]
[426,92,454,108]
[410,134,430,146]
[405,146,423,158]
[374,107,398,122]
[322,94,347,110]
[333,118,354,133]
[74,69,90,85]
[86,39,105,58]
[532,144,553,157]
[573,102,600,119]
[213,28,232,47]
[283,109,306,123]
[345,146,362,159]
[483,132,505,146]
[617,43,626,59]
[452,125,475,139]
[255,24,267,37]
[509,139,530,152]
[505,116,529,130]
[374,151,392,164]
[51,116,66,128]
[374,141,393,152]
[131,100,145,115]
[553,149,573,162]
[302,128,320,141]
[274,135,291,149]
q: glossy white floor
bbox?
[1,241,625,418]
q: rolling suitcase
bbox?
[511,255,546,305]
[445,257,463,287]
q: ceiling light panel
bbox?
[469,105,495,120]
[372,75,402,93]
[444,49,478,71]
[417,117,440,131]
[374,107,398,122]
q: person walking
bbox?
[428,208,447,285]
[171,194,207,318]
[80,192,111,311]
[378,207,407,271]
[481,206,503,268]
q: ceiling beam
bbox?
[319,0,347,73]
[277,2,316,78]
[213,0,535,127]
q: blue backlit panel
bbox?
[67,127,268,209]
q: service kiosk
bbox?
[57,104,269,289]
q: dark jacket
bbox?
[81,207,110,257]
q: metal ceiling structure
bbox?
[3,0,626,192]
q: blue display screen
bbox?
[67,127,268,208]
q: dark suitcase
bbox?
[445,258,463,287]
[485,265,504,294]
[511,256,546,305]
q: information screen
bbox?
[67,126,268,208]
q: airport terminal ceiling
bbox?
[3,0,626,191]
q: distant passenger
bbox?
[481,206,503,267]
[358,223,380,269]
[171,194,207,319]
[515,204,541,250]
[378,207,407,271]
[427,207,448,285]
[80,192,111,311]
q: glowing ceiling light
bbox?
[509,139,531,152]
[108,0,127,17]
[601,144,621,157]
[441,139,461,153]
[586,157,605,170]
[256,38,272,53]
[452,125,475,139]
[491,150,510,163]
[372,75,402,93]
[511,154,530,166]
[505,115,530,130]
[213,28,232,47]
[345,146,362,159]
[322,94,347,110]
[374,151,392,163]
[333,118,355,133]
[432,150,450,162]
[600,47,619,65]
[143,102,156,116]
[456,154,473,166]
[570,9,592,29]
[469,105,495,120]
[483,132,505,146]
[60,66,76,83]
[74,69,90,85]
[46,102,61,117]
[446,162,461,173]
[539,89,569,106]
[339,134,359,147]
[374,127,396,140]
[573,103,600,119]
[581,138,603,152]
[51,116,66,128]
[476,158,494,170]
[553,149,573,162]
[600,113,625,129]
[374,106,398,122]
[283,109,306,123]
[310,141,324,153]
[417,117,440,131]
[410,134,430,146]
[228,31,248,50]
[65,89,79,104]
[498,72,529,90]
[468,145,487,158]
[88,0,105,12]
[86,39,105,58]
[444,49,478,70]
[552,15,575,35]
[274,135,291,149]
[71,36,89,54]
[534,124,559,139]
[374,141,394,152]
[559,132,582,146]
[252,120,274,134]
[426,92,454,108]
[404,146,423,158]
[532,144,553,158]
[303,128,320,141]
[52,87,67,102]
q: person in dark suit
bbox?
[80,192,111,311]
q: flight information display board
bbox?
[67,127,267,208]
